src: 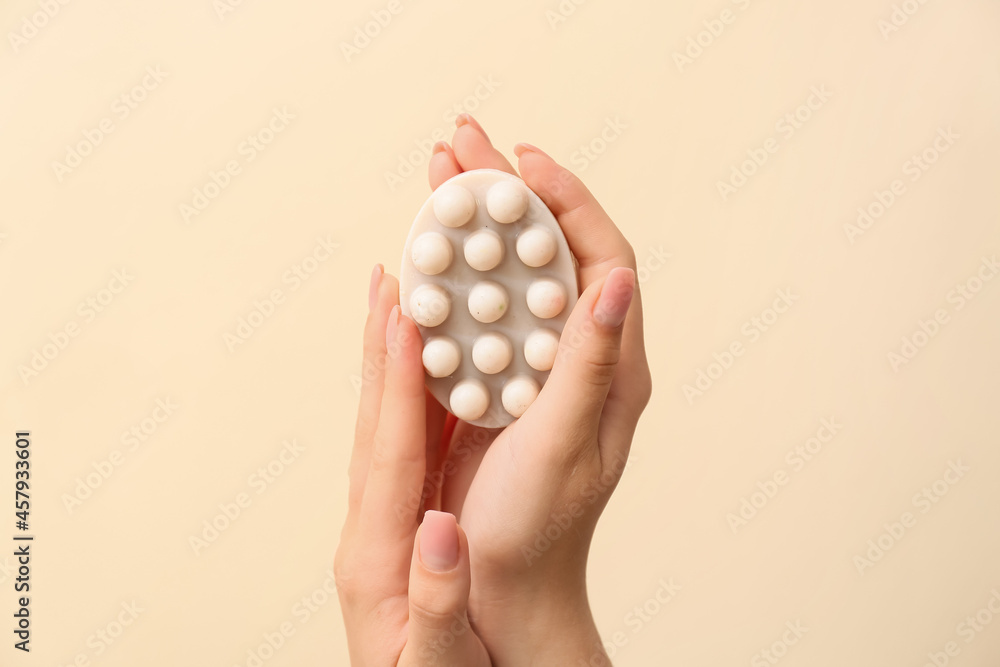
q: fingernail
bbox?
[385,305,400,347]
[420,511,459,572]
[432,141,449,155]
[368,264,383,311]
[456,113,489,141]
[514,142,550,159]
[593,267,635,329]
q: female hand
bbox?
[334,269,492,666]
[424,115,653,665]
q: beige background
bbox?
[2,0,999,665]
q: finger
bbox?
[429,141,463,190]
[421,389,449,513]
[348,267,400,514]
[359,308,428,539]
[451,114,518,175]
[514,143,635,285]
[599,284,652,444]
[438,421,496,518]
[529,267,635,438]
[517,143,652,450]
[402,511,488,666]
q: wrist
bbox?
[470,572,607,666]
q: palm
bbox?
[437,408,589,572]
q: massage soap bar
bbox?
[399,169,578,427]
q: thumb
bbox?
[534,266,636,432]
[402,511,487,666]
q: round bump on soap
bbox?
[468,281,509,323]
[450,379,490,421]
[526,279,567,319]
[422,336,461,378]
[486,180,529,224]
[472,332,513,374]
[464,229,505,272]
[409,284,451,327]
[524,328,560,371]
[411,232,453,275]
[516,226,557,267]
[433,183,477,228]
[502,375,541,418]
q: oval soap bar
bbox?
[399,169,578,427]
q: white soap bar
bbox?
[486,180,529,224]
[468,281,509,324]
[412,232,453,275]
[464,229,505,271]
[526,278,568,319]
[523,328,560,372]
[450,379,490,421]
[399,169,578,428]
[409,284,450,328]
[433,183,477,228]
[423,336,462,378]
[516,226,557,268]
[472,332,513,375]
[501,375,540,418]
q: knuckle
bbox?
[409,594,463,630]
[333,550,363,602]
[580,342,622,388]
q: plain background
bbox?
[2,0,999,665]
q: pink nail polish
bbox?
[456,114,489,142]
[385,305,400,346]
[368,264,383,311]
[514,142,550,159]
[593,267,635,328]
[420,511,459,572]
